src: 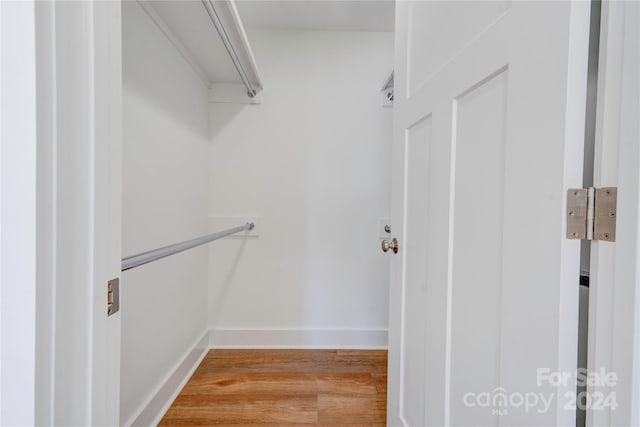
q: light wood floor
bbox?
[159,349,387,426]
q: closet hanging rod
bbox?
[121,222,255,271]
[201,0,257,98]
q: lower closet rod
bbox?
[121,222,254,271]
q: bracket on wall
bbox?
[566,187,617,241]
[381,71,394,108]
[382,88,394,107]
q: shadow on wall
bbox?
[123,83,210,142]
[122,0,209,142]
[209,102,254,141]
[208,239,249,327]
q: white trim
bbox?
[125,331,209,427]
[588,1,640,426]
[136,0,211,88]
[0,1,38,424]
[28,2,123,424]
[34,1,57,424]
[209,328,388,349]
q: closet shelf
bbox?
[138,0,263,97]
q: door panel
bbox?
[406,1,510,96]
[449,69,507,425]
[388,2,590,426]
[401,115,433,425]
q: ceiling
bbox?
[235,0,395,32]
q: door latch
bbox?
[107,278,120,316]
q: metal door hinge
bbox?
[567,187,617,241]
[107,278,120,316]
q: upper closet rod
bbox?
[201,0,257,98]
[122,222,255,271]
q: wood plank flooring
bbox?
[159,349,387,426]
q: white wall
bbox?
[121,2,209,424]
[1,2,37,424]
[207,30,394,346]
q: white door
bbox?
[387,2,591,425]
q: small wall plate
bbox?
[379,218,391,239]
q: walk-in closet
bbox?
[4,1,639,426]
[121,1,394,424]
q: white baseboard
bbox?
[126,331,209,427]
[208,328,388,349]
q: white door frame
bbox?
[1,1,122,424]
[588,1,640,425]
[41,1,122,424]
[1,1,39,424]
